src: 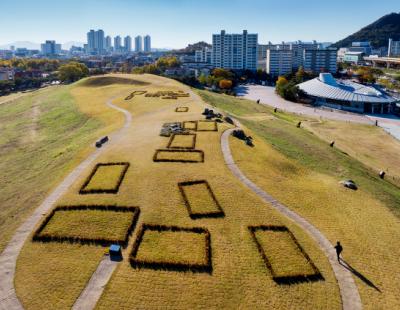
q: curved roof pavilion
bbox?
[298,73,397,104]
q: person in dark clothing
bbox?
[334,241,343,261]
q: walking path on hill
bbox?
[0,97,131,310]
[72,256,119,310]
[220,123,362,310]
[236,85,372,124]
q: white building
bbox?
[195,47,212,63]
[298,73,397,114]
[388,38,400,57]
[266,48,293,76]
[212,30,258,71]
[124,36,132,52]
[135,36,143,52]
[114,36,122,52]
[0,68,14,81]
[144,35,151,53]
[40,40,61,56]
[265,41,337,76]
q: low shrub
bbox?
[129,224,212,273]
[248,225,323,284]
[125,90,147,100]
[79,162,130,194]
[178,180,225,219]
[32,205,140,248]
[153,149,204,163]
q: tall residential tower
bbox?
[135,35,143,52]
[144,35,151,53]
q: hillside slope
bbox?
[334,12,400,48]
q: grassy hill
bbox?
[333,12,400,48]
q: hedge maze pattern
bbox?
[125,90,148,100]
[183,121,198,131]
[130,224,212,273]
[178,180,225,219]
[175,107,189,112]
[153,149,204,163]
[79,162,130,194]
[32,205,140,248]
[167,133,197,149]
[248,225,323,284]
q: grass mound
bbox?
[249,225,322,284]
[33,205,140,247]
[153,149,204,163]
[130,224,211,273]
[81,76,149,87]
[167,133,196,149]
[178,180,225,219]
[79,162,129,194]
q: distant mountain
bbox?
[0,41,40,50]
[172,41,212,54]
[333,12,400,48]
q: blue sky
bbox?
[0,0,398,48]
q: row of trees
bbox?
[275,67,313,101]
[0,58,60,72]
[132,56,180,74]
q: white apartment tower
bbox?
[135,36,143,52]
[212,30,258,70]
[124,36,132,52]
[144,35,151,53]
[388,38,400,57]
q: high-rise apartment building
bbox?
[87,29,105,54]
[303,48,337,74]
[266,48,293,76]
[40,40,61,56]
[135,36,143,52]
[195,47,212,63]
[212,30,258,70]
[105,36,112,52]
[144,35,151,53]
[124,36,132,52]
[114,36,122,52]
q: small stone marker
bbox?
[330,141,335,147]
[379,171,385,179]
[109,244,122,257]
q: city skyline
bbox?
[0,0,399,48]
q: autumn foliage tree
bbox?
[58,62,89,83]
[219,79,233,89]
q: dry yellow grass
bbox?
[168,133,196,149]
[303,119,400,185]
[183,120,197,130]
[81,164,127,192]
[135,229,208,265]
[197,120,218,131]
[180,181,221,215]
[16,74,340,309]
[253,228,318,278]
[39,209,134,240]
[229,128,400,310]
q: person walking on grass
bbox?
[334,241,343,262]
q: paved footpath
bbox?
[0,98,131,310]
[220,124,362,310]
[72,256,119,310]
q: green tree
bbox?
[198,73,207,85]
[58,62,89,83]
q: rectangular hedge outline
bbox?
[175,107,189,112]
[196,120,218,132]
[248,225,323,284]
[167,133,197,150]
[130,224,212,273]
[32,205,141,248]
[183,121,198,131]
[153,149,204,163]
[178,180,225,219]
[79,162,130,194]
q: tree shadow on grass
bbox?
[340,259,381,292]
